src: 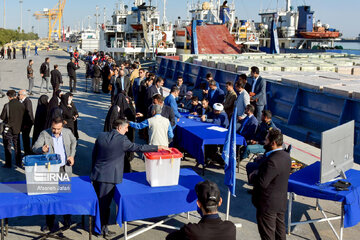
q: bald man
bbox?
[18,90,34,155]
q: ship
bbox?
[257,1,342,51]
[98,0,176,61]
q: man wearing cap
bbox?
[201,103,229,128]
[179,91,193,110]
[166,180,236,240]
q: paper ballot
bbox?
[207,126,228,132]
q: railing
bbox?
[156,56,360,163]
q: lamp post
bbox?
[19,0,23,32]
[3,0,5,28]
[27,9,31,33]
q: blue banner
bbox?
[222,107,237,196]
[270,14,280,54]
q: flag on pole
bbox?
[270,14,280,54]
[222,107,237,196]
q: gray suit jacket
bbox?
[32,128,77,173]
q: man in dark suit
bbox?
[115,69,132,97]
[147,94,176,127]
[249,129,291,240]
[239,74,252,93]
[67,57,80,93]
[50,65,63,94]
[207,80,225,108]
[40,57,51,93]
[166,180,236,240]
[174,76,187,102]
[237,104,258,141]
[249,66,266,122]
[91,119,169,238]
[0,90,25,168]
[18,90,34,156]
[146,77,164,107]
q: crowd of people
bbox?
[0,49,292,240]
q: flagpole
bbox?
[226,189,231,220]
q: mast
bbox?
[286,0,291,11]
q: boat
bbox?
[257,1,342,52]
[98,0,176,61]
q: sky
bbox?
[0,0,359,38]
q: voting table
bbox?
[175,115,246,173]
[287,162,360,240]
[114,168,203,240]
[0,176,101,240]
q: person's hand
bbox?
[63,120,68,125]
[238,116,244,122]
[42,144,49,153]
[67,156,75,166]
[203,89,208,94]
[192,112,198,116]
[136,112,143,118]
[41,74,43,77]
[180,103,184,108]
[158,146,171,152]
[201,115,206,122]
[177,118,180,122]
[249,92,256,97]
[250,140,258,145]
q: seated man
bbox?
[201,98,212,116]
[130,105,173,147]
[189,96,203,116]
[240,110,276,161]
[166,180,236,240]
[179,91,193,110]
[174,76,187,102]
[201,103,229,128]
[237,104,258,141]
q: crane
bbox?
[33,0,66,41]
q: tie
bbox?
[240,117,250,133]
[121,77,124,90]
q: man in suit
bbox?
[207,80,225,107]
[115,69,132,97]
[147,94,176,127]
[40,57,51,93]
[249,129,291,240]
[133,68,146,104]
[18,90,34,156]
[32,116,77,232]
[50,65,63,94]
[237,104,258,141]
[223,81,237,119]
[67,57,80,93]
[174,76,187,102]
[146,77,164,105]
[166,180,236,240]
[249,66,266,122]
[91,119,169,238]
[93,60,102,93]
[164,86,181,122]
[0,90,25,168]
[234,80,250,125]
[240,110,276,161]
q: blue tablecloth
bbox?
[114,168,203,227]
[0,176,101,233]
[175,115,246,165]
[288,162,360,228]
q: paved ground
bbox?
[0,49,359,239]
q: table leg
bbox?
[124,221,128,240]
[187,212,190,220]
[1,219,4,240]
[340,203,344,240]
[316,198,319,211]
[287,192,293,235]
[82,215,85,229]
[4,219,7,236]
[88,216,92,240]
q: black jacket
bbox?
[91,130,158,184]
[147,104,175,127]
[146,85,163,106]
[166,214,236,240]
[67,61,79,78]
[50,69,63,87]
[21,97,34,128]
[251,150,291,213]
[40,62,50,77]
[0,99,25,134]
